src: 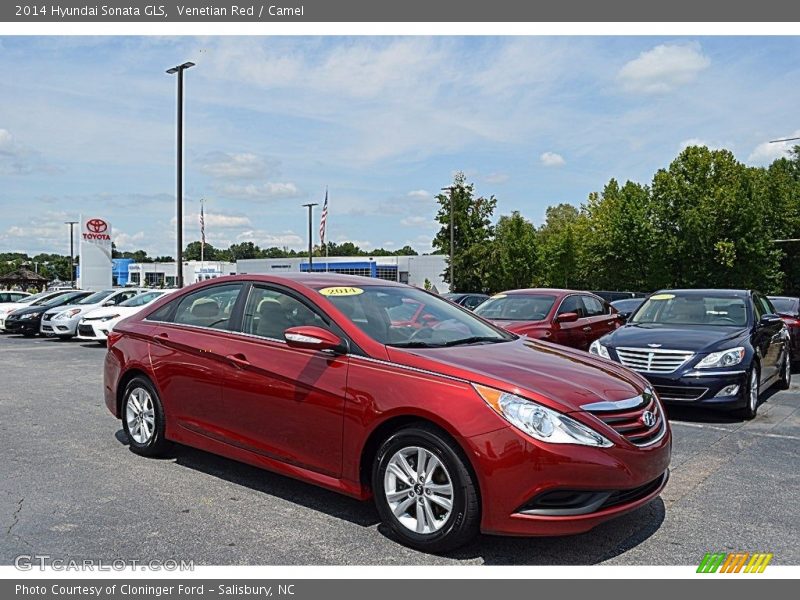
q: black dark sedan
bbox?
[610,297,645,321]
[5,290,92,336]
[590,289,791,419]
[442,292,489,310]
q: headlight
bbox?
[474,384,613,447]
[100,314,120,321]
[589,339,611,359]
[55,309,81,320]
[20,312,40,320]
[696,347,745,369]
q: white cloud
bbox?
[679,138,727,152]
[198,151,278,180]
[407,190,431,199]
[113,230,145,250]
[747,131,800,165]
[182,212,252,229]
[484,172,510,184]
[0,128,59,175]
[218,182,302,200]
[400,215,431,227]
[237,229,304,248]
[540,151,566,168]
[618,42,710,94]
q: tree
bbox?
[535,203,589,289]
[433,172,497,292]
[584,179,658,291]
[486,211,538,292]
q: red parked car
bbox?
[105,274,670,552]
[768,296,800,365]
[474,289,623,350]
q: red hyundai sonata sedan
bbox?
[474,288,623,350]
[104,274,670,552]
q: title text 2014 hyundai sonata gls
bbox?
[105,274,671,552]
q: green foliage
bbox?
[433,171,497,292]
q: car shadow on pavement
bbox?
[114,429,665,563]
[664,386,780,424]
[114,430,380,528]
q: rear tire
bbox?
[372,424,480,553]
[121,376,170,457]
[739,363,760,420]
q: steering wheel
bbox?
[710,316,737,324]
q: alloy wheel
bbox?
[383,446,454,535]
[749,369,759,413]
[125,387,156,445]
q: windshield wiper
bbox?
[441,336,506,347]
[388,341,444,348]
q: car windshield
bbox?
[769,297,797,315]
[612,299,643,311]
[44,292,87,306]
[318,285,514,347]
[119,291,163,307]
[27,292,59,305]
[76,290,115,305]
[631,293,749,327]
[474,294,556,321]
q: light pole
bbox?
[166,61,195,287]
[441,186,459,292]
[64,220,78,288]
[302,203,319,272]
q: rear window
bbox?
[769,297,798,315]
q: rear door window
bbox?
[148,284,243,331]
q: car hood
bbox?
[44,303,97,316]
[604,323,749,352]
[386,337,647,412]
[0,302,32,314]
[7,305,47,317]
[83,306,139,319]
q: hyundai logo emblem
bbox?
[86,218,108,233]
[647,343,662,348]
[642,411,656,427]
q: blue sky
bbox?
[0,36,798,257]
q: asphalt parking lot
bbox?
[1,333,799,566]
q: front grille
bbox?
[653,385,708,401]
[615,347,694,373]
[78,325,95,337]
[586,392,665,447]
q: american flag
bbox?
[200,200,205,246]
[319,189,328,245]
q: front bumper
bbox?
[76,320,111,341]
[639,370,748,409]
[41,316,80,337]
[465,422,671,536]
[4,318,41,335]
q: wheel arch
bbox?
[357,414,482,506]
[116,367,156,417]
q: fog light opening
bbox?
[715,384,740,397]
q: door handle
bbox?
[226,353,250,368]
[582,326,592,332]
[154,332,169,341]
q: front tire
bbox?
[739,363,761,420]
[776,346,792,391]
[372,424,480,553]
[121,376,170,456]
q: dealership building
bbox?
[123,255,448,291]
[236,255,449,292]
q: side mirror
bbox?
[555,312,579,323]
[618,311,631,321]
[104,300,117,306]
[759,314,783,327]
[284,326,346,353]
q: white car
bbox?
[76,289,174,342]
[0,291,31,304]
[0,290,72,331]
[41,288,149,339]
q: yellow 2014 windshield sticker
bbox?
[650,293,675,300]
[491,294,507,299]
[319,286,364,297]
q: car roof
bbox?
[500,288,590,296]
[654,289,751,296]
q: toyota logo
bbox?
[86,219,108,233]
[642,411,656,428]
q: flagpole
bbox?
[200,198,205,270]
[325,189,329,273]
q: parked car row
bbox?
[0,288,174,341]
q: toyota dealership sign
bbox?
[79,216,112,290]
